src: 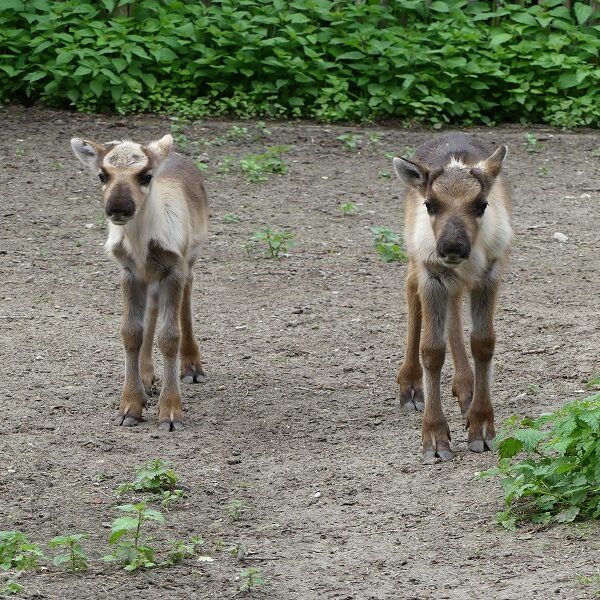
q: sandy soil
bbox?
[0,105,599,599]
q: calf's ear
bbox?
[145,134,173,161]
[393,157,428,188]
[479,145,507,177]
[70,137,104,171]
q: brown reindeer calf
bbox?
[71,134,208,431]
[393,133,512,462]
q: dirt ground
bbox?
[0,105,598,599]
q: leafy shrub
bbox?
[0,0,598,126]
[482,394,600,530]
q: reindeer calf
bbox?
[71,134,208,431]
[393,133,512,463]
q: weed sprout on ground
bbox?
[371,227,408,263]
[116,459,179,496]
[222,213,241,223]
[49,534,89,572]
[339,202,357,216]
[103,501,165,571]
[240,567,266,591]
[524,133,543,153]
[0,531,45,571]
[240,145,290,182]
[226,499,245,522]
[0,581,24,596]
[246,229,294,259]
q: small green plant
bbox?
[194,160,209,171]
[526,383,540,395]
[379,170,391,179]
[239,145,290,182]
[538,165,550,176]
[586,375,600,389]
[255,121,272,136]
[164,537,204,566]
[218,156,235,175]
[52,160,64,170]
[368,133,381,145]
[402,147,416,159]
[95,212,107,230]
[0,531,45,572]
[157,489,185,508]
[228,125,250,139]
[116,459,178,496]
[222,213,241,223]
[103,502,164,571]
[524,133,543,153]
[170,122,190,151]
[48,534,89,572]
[228,542,247,559]
[339,202,357,216]
[0,580,24,596]
[226,499,245,522]
[481,393,600,531]
[247,229,294,259]
[576,573,600,596]
[14,148,24,157]
[337,133,362,151]
[240,567,266,591]
[371,227,408,263]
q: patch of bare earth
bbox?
[0,106,598,599]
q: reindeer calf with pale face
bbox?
[393,133,512,463]
[71,134,209,431]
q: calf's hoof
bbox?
[114,414,141,427]
[422,449,454,464]
[398,386,424,413]
[158,420,184,432]
[421,421,453,464]
[466,412,496,453]
[181,364,207,384]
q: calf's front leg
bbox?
[115,271,148,426]
[397,266,424,412]
[420,275,452,463]
[157,272,185,431]
[466,273,499,452]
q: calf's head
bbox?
[70,134,173,225]
[393,146,507,267]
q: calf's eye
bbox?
[140,173,152,186]
[424,201,436,215]
[476,202,488,216]
[98,172,106,184]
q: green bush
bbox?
[482,394,600,530]
[0,0,598,126]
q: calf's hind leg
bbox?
[156,271,185,431]
[179,271,207,384]
[140,287,158,393]
[397,266,424,412]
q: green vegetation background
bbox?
[1,0,598,126]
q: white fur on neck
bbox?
[105,179,190,269]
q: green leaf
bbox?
[555,506,580,523]
[574,2,594,25]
